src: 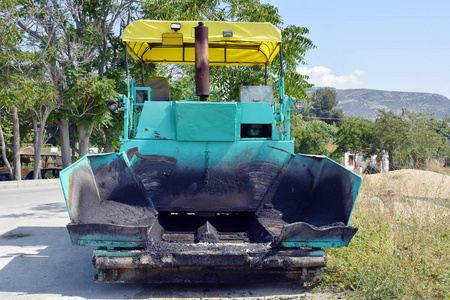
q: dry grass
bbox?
[364,169,450,200]
[319,169,450,299]
[425,158,450,176]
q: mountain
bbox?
[310,88,450,120]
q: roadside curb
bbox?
[0,179,61,189]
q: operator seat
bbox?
[146,77,170,101]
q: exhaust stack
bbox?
[195,22,209,101]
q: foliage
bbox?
[333,111,450,171]
[337,117,374,154]
[278,25,315,101]
[370,110,449,170]
[291,115,338,155]
[0,0,22,48]
[65,70,117,129]
[440,114,450,141]
[320,172,450,299]
[304,87,344,125]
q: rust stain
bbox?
[145,128,149,132]
[268,146,290,155]
[126,147,139,161]
[68,172,74,207]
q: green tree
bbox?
[65,71,117,157]
[402,111,449,168]
[0,108,13,176]
[439,114,450,166]
[5,74,58,179]
[365,110,450,170]
[337,117,374,153]
[0,0,28,180]
[291,116,337,155]
[440,114,450,141]
[15,0,134,164]
[306,87,344,125]
[334,110,450,171]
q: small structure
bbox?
[344,151,389,174]
[20,146,62,176]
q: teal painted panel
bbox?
[72,239,145,248]
[135,101,174,140]
[282,241,350,248]
[239,102,274,124]
[88,152,123,171]
[176,102,237,141]
[121,139,295,169]
[239,102,279,140]
[60,154,108,222]
[94,250,136,257]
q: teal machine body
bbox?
[60,20,362,283]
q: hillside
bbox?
[310,88,450,120]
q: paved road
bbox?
[0,183,343,300]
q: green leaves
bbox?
[142,0,222,21]
[337,117,374,154]
[65,70,117,128]
[291,115,338,155]
[302,87,344,125]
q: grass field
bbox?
[319,169,450,299]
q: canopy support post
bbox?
[265,65,268,85]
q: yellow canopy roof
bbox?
[122,20,281,66]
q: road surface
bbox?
[0,182,344,299]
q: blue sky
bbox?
[265,0,450,98]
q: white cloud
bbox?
[297,66,365,89]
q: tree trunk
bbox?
[57,119,72,168]
[12,106,21,180]
[31,116,42,179]
[71,124,77,162]
[103,125,115,153]
[72,147,76,163]
[31,107,52,179]
[78,123,94,158]
[388,149,394,171]
[0,112,13,177]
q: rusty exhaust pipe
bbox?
[195,22,209,101]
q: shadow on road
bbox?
[0,226,141,299]
[30,202,68,213]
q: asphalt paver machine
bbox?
[60,20,362,283]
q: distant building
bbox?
[344,151,389,174]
